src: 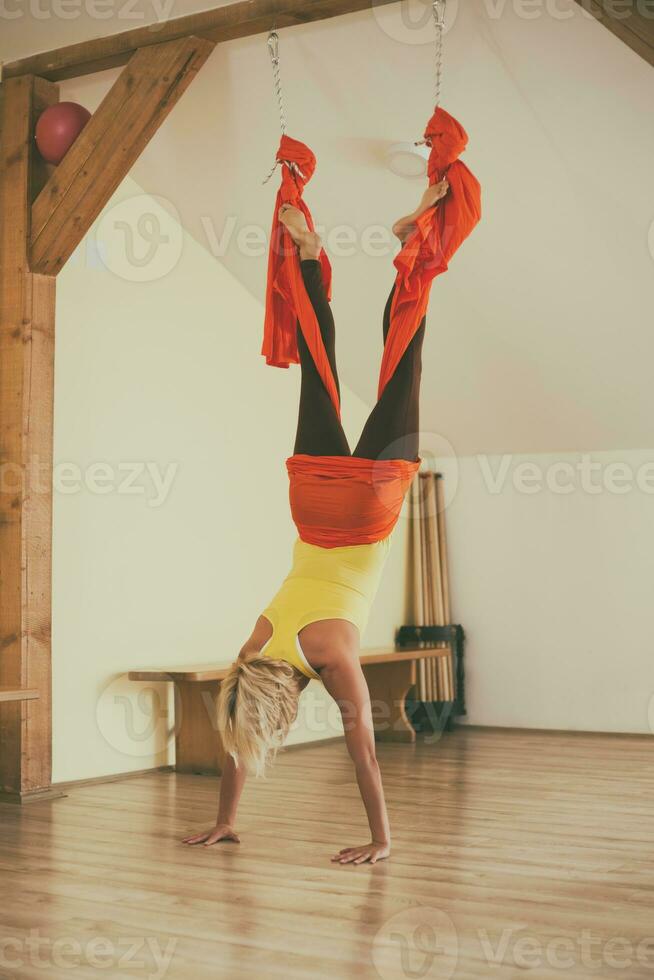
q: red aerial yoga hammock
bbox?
[263,107,481,549]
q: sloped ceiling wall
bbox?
[5,0,653,455]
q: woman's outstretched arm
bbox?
[182,641,262,848]
[392,176,450,243]
[321,656,391,864]
[182,753,246,847]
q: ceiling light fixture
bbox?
[386,141,430,178]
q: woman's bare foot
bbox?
[279,204,322,260]
[392,177,450,243]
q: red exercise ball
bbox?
[35,102,91,165]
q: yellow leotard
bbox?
[261,535,393,680]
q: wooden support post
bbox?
[0,74,59,802]
[30,36,214,276]
[1,38,212,801]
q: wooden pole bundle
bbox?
[409,471,454,702]
[409,478,426,698]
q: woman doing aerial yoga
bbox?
[184,20,481,865]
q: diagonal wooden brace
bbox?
[30,35,214,277]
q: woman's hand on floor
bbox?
[332,841,390,865]
[182,824,240,847]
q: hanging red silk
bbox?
[262,135,338,414]
[378,107,482,398]
[263,109,480,549]
[287,455,419,548]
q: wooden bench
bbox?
[129,647,452,776]
[0,688,39,704]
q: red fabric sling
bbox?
[287,455,419,548]
[263,109,481,549]
[262,135,339,414]
[378,107,482,398]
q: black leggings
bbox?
[294,259,425,462]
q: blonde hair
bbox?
[217,652,303,778]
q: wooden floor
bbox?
[1,728,653,980]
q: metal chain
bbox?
[433,0,446,109]
[263,30,288,185]
[415,1,447,147]
[268,31,287,135]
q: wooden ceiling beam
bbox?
[2,0,400,83]
[573,0,654,66]
[2,0,652,83]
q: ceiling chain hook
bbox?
[263,29,289,184]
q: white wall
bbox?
[52,180,409,783]
[8,0,653,436]
[437,450,654,734]
[56,0,654,456]
[52,184,654,787]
